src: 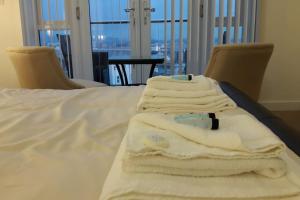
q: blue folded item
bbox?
[171,74,193,81]
[174,113,219,130]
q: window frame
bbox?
[35,0,70,31]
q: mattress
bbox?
[0,86,299,200]
[0,86,144,200]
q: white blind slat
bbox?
[47,0,54,46]
[250,0,257,42]
[186,0,192,71]
[179,0,184,74]
[55,0,59,23]
[208,0,216,59]
[119,0,122,48]
[47,0,51,22]
[234,0,241,43]
[202,0,209,66]
[242,0,249,42]
[226,0,232,44]
[195,0,200,67]
[218,0,224,44]
[31,0,39,44]
[170,0,175,74]
[164,0,167,69]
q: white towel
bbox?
[123,154,287,178]
[99,138,300,200]
[137,94,237,113]
[124,112,286,178]
[140,94,231,104]
[143,87,219,98]
[138,75,237,113]
[146,75,215,91]
[127,113,285,156]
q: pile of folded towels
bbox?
[100,75,300,200]
[137,75,237,113]
[123,112,287,178]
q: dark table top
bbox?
[92,52,164,64]
[108,57,164,64]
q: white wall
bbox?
[0,0,22,88]
[259,0,300,110]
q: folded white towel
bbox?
[141,94,231,104]
[137,94,237,113]
[127,113,285,156]
[124,112,286,178]
[123,154,287,178]
[146,75,215,91]
[99,138,300,200]
[143,87,219,98]
[138,75,237,113]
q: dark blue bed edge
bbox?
[219,81,300,156]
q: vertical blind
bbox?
[187,0,258,75]
[164,0,258,75]
[160,0,188,76]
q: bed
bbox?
[0,84,299,200]
[0,86,144,200]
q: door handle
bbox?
[125,8,136,25]
[76,6,80,20]
[144,8,155,12]
[200,3,204,18]
[143,7,155,25]
[124,8,135,12]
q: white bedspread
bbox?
[0,86,144,200]
[1,86,300,200]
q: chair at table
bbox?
[92,51,110,85]
[7,46,105,89]
[56,34,73,78]
[92,51,165,86]
[204,43,274,101]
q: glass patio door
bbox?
[89,0,145,85]
[88,0,190,85]
[85,0,258,83]
[89,0,187,85]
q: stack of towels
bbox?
[123,113,287,178]
[100,75,300,200]
[137,75,237,113]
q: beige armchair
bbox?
[6,47,105,89]
[204,43,274,101]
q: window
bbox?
[36,0,73,78]
[150,0,189,76]
[20,0,258,81]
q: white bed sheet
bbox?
[0,86,300,200]
[0,86,144,200]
